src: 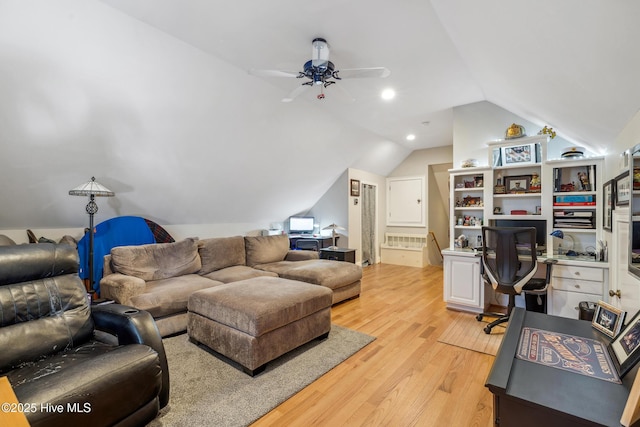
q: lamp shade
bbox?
[549,230,564,239]
[322,223,345,231]
[69,177,114,197]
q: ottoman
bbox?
[187,276,332,376]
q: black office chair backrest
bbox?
[482,226,538,293]
[296,239,320,251]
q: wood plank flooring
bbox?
[252,263,495,427]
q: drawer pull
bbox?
[574,284,580,289]
[609,289,622,298]
[574,271,580,276]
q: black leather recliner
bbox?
[0,243,169,427]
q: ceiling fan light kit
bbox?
[249,38,390,102]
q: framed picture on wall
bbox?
[616,171,631,206]
[603,179,614,231]
[350,179,360,197]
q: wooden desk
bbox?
[0,377,30,427]
[486,308,636,427]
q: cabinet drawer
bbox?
[552,277,603,295]
[552,265,603,282]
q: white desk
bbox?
[442,248,609,318]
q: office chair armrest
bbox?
[543,258,558,284]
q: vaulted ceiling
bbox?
[1,0,639,230]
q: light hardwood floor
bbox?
[252,263,495,427]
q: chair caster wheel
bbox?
[476,314,483,321]
[484,326,492,334]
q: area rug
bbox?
[437,312,505,356]
[147,324,375,427]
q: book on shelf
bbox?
[554,210,594,217]
[553,194,595,206]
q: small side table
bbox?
[319,248,356,263]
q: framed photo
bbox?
[616,171,631,206]
[504,175,531,193]
[350,179,360,197]
[501,144,536,166]
[603,179,614,231]
[592,301,625,338]
[608,310,640,378]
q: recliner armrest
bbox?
[92,304,169,408]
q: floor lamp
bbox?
[69,177,114,299]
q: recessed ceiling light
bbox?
[381,88,396,100]
[406,134,416,141]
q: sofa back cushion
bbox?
[244,234,290,267]
[198,236,246,275]
[110,238,201,281]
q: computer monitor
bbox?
[288,216,315,234]
[494,219,547,248]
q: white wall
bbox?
[381,145,453,265]
[453,101,579,166]
[0,0,411,232]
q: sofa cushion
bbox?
[188,277,332,336]
[110,238,201,281]
[244,235,290,267]
[130,274,223,318]
[255,259,363,290]
[202,265,278,283]
[198,236,246,275]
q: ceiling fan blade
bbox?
[332,83,356,103]
[248,69,300,78]
[337,67,391,79]
[282,84,310,102]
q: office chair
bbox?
[476,226,553,334]
[295,238,320,251]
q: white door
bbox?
[611,209,640,312]
[387,176,425,226]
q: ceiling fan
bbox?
[249,38,391,102]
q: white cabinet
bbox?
[386,176,425,227]
[449,167,489,250]
[548,262,609,318]
[442,250,490,313]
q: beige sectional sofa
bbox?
[101,234,362,337]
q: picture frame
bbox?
[592,301,625,338]
[608,310,640,378]
[620,149,630,173]
[616,171,631,206]
[501,144,536,166]
[350,179,360,197]
[504,175,531,193]
[603,179,614,231]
